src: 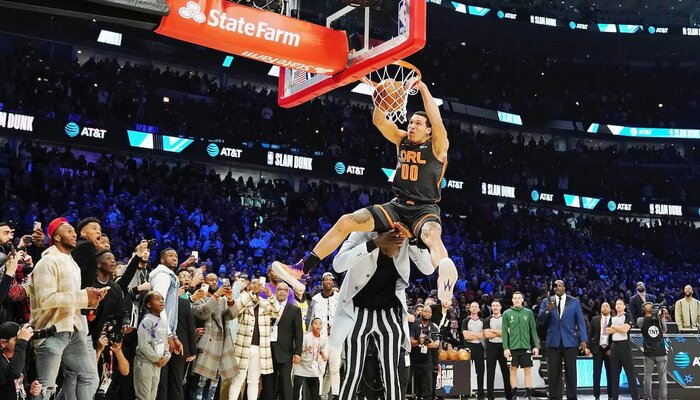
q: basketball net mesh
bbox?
[364,62,421,123]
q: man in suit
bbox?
[264,281,303,400]
[588,302,613,400]
[538,280,588,400]
[630,282,655,325]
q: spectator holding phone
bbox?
[0,322,42,400]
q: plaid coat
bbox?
[192,295,239,380]
[231,291,279,374]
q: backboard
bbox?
[278,0,426,108]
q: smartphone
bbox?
[200,283,209,293]
[259,277,266,286]
[192,251,199,261]
[34,221,41,231]
[223,278,231,287]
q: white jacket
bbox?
[307,291,340,334]
[330,232,434,351]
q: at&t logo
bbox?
[206,143,242,158]
[334,162,364,176]
[65,122,106,139]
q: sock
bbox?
[526,387,532,397]
[512,387,518,399]
[302,252,321,274]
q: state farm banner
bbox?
[156,0,349,74]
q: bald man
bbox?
[674,285,700,331]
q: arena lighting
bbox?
[87,0,169,15]
[97,30,122,46]
[222,55,234,67]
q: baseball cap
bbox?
[0,321,20,340]
[47,217,70,246]
[322,272,334,280]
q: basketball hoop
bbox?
[362,60,422,123]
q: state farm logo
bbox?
[179,2,206,23]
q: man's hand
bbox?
[33,229,45,248]
[190,289,207,303]
[156,357,169,368]
[17,250,32,266]
[18,235,32,249]
[605,326,616,335]
[97,334,109,353]
[533,348,539,357]
[186,355,196,363]
[17,324,34,341]
[4,254,18,277]
[579,342,587,352]
[373,230,405,252]
[293,355,301,365]
[262,285,272,298]
[86,287,106,307]
[223,286,234,301]
[121,325,134,334]
[182,255,196,268]
[504,349,511,359]
[215,285,228,298]
[174,338,184,355]
[178,286,187,298]
[111,340,123,353]
[30,380,42,397]
[137,282,152,292]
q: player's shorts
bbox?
[509,349,534,368]
[366,197,441,239]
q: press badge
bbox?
[99,377,112,392]
[420,345,427,354]
[270,326,278,342]
[404,353,411,367]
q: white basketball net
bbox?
[364,62,421,124]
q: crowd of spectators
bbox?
[2,139,698,320]
[1,42,699,206]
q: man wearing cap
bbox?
[630,282,656,326]
[27,217,108,400]
[331,229,434,400]
[0,322,42,400]
[307,272,340,399]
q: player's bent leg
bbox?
[272,208,376,284]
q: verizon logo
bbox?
[179,1,301,47]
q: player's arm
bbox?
[417,82,448,161]
[372,107,406,145]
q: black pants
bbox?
[263,358,294,400]
[610,341,639,400]
[410,363,433,400]
[486,342,511,400]
[338,307,404,400]
[293,376,320,400]
[592,347,612,399]
[547,346,579,400]
[398,349,410,400]
[466,342,485,398]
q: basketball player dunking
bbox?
[273,79,457,297]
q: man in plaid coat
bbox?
[229,278,279,400]
[191,284,239,400]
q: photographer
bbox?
[0,321,42,400]
[94,330,130,400]
[410,305,440,400]
[637,302,668,400]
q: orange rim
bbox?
[360,60,422,87]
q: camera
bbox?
[146,239,158,250]
[33,325,57,340]
[103,320,123,344]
